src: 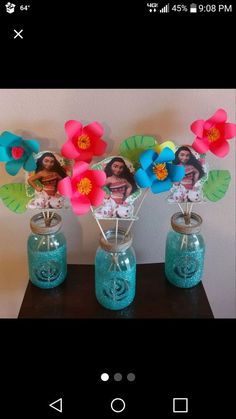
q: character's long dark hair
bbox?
[105,157,137,194]
[36,152,67,178]
[173,146,205,179]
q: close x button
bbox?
[13,29,24,39]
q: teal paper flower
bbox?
[134,148,185,193]
[0,131,40,175]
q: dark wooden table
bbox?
[18,264,213,318]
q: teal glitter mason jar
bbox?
[28,213,67,288]
[95,229,136,310]
[165,212,205,288]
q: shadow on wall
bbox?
[98,121,113,152]
[62,209,84,264]
[1,119,61,146]
[17,120,114,157]
[133,109,184,141]
[15,128,57,151]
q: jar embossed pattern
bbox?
[95,229,136,310]
[165,212,205,288]
[28,213,67,288]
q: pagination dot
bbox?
[114,373,122,381]
[127,373,136,381]
[101,373,109,381]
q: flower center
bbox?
[153,163,168,181]
[77,177,92,195]
[77,135,91,150]
[11,146,25,160]
[207,127,220,142]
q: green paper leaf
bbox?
[119,135,156,170]
[0,183,31,213]
[203,170,231,202]
[91,162,103,171]
[103,186,111,195]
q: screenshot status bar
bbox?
[146,3,233,13]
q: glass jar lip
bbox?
[171,212,202,235]
[30,212,62,235]
[99,228,133,253]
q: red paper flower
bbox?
[191,109,236,157]
[58,161,106,215]
[61,120,107,163]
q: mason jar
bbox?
[28,212,67,288]
[95,229,136,310]
[165,212,205,288]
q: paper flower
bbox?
[191,108,236,158]
[0,131,40,175]
[61,120,107,163]
[135,147,185,194]
[58,161,106,215]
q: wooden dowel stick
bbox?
[125,188,149,237]
[178,203,184,215]
[189,203,193,216]
[90,206,107,241]
[115,219,118,245]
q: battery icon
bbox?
[190,3,197,13]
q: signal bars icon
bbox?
[159,4,169,13]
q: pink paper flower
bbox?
[191,108,236,157]
[58,161,106,215]
[61,120,107,162]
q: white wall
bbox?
[0,89,235,318]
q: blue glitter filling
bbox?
[28,244,67,289]
[95,250,136,310]
[165,248,205,288]
[165,228,205,289]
